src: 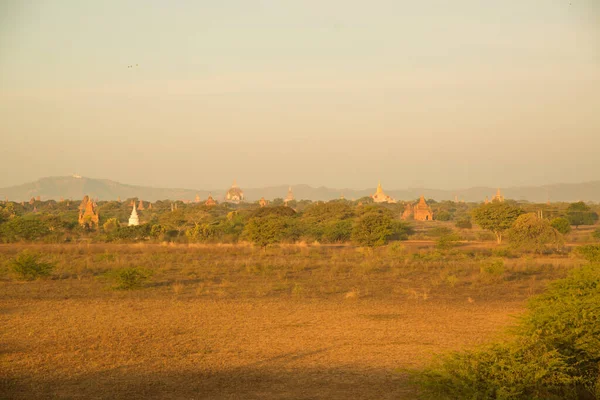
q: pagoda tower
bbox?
[205,194,217,206]
[78,195,99,229]
[491,188,505,203]
[128,202,140,226]
[284,186,295,204]
[413,195,433,221]
[371,180,396,203]
[224,180,244,203]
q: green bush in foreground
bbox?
[108,267,153,290]
[9,251,54,280]
[411,263,600,399]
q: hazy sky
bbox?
[1,1,599,191]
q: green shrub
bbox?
[412,263,600,399]
[577,245,600,263]
[519,264,600,397]
[480,259,505,280]
[109,267,153,290]
[508,213,564,254]
[411,338,578,400]
[492,248,515,258]
[593,229,600,241]
[388,242,405,255]
[9,251,54,280]
[551,217,572,235]
[435,210,452,221]
[455,219,472,229]
[445,275,458,288]
[436,233,460,250]
[351,212,394,247]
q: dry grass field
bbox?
[0,243,586,399]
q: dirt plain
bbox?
[0,243,581,399]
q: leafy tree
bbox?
[186,223,221,242]
[0,216,50,242]
[550,217,572,235]
[158,209,188,237]
[390,221,414,240]
[566,201,599,228]
[149,224,164,239]
[302,202,354,221]
[321,219,352,243]
[103,218,119,233]
[508,213,564,253]
[0,202,17,223]
[355,196,374,205]
[472,203,524,244]
[435,210,452,221]
[301,202,354,242]
[351,212,394,247]
[251,206,296,219]
[243,215,290,250]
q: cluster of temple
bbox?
[485,188,505,204]
[192,181,295,208]
[370,181,433,221]
[73,181,509,230]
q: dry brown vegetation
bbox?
[0,243,586,399]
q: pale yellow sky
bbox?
[0,1,599,190]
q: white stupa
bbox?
[128,201,140,226]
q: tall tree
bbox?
[509,213,564,253]
[565,202,599,229]
[351,211,394,247]
[243,215,290,250]
[472,202,524,244]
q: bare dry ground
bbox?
[0,243,582,399]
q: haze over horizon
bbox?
[1,1,599,191]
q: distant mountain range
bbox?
[1,176,600,203]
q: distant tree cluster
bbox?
[0,199,413,248]
[0,197,598,250]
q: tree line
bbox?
[0,198,598,249]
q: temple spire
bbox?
[128,201,139,226]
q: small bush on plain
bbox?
[480,259,505,279]
[9,251,54,280]
[109,267,153,290]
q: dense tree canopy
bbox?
[550,217,571,235]
[351,211,394,247]
[472,203,524,244]
[509,213,564,253]
[565,202,599,228]
[1,196,593,248]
